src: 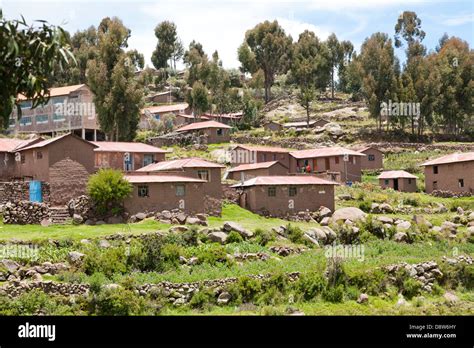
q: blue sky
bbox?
[1,0,473,69]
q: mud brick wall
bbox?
[0,181,50,204]
[49,158,90,206]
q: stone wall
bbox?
[49,158,90,206]
[0,181,50,204]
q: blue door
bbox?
[29,180,42,203]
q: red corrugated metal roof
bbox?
[125,175,206,184]
[231,175,338,187]
[177,114,210,120]
[137,157,225,172]
[421,152,474,166]
[0,138,31,152]
[142,103,189,114]
[176,121,231,132]
[234,144,291,153]
[378,170,417,179]
[91,141,167,153]
[18,84,86,101]
[228,161,281,172]
[18,133,96,151]
[290,147,366,159]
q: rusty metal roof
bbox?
[137,157,225,172]
[421,152,474,166]
[176,121,231,132]
[91,141,167,153]
[378,170,417,179]
[231,175,338,187]
[125,175,206,184]
[290,147,366,159]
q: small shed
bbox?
[378,170,417,192]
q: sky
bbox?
[1,0,473,69]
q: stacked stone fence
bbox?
[0,181,50,205]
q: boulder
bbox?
[332,207,366,223]
[135,212,147,221]
[320,217,330,226]
[208,232,228,244]
[1,259,20,273]
[169,226,190,233]
[469,212,474,221]
[310,228,327,244]
[357,293,369,304]
[443,292,459,305]
[324,122,343,136]
[176,213,187,224]
[72,214,83,225]
[393,232,408,243]
[99,240,111,249]
[107,216,123,224]
[467,226,474,235]
[223,221,253,238]
[319,207,332,218]
[321,226,337,243]
[67,251,85,266]
[378,216,394,224]
[40,218,51,227]
[396,221,411,231]
[186,217,205,226]
[302,233,319,246]
[217,292,231,305]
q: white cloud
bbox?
[441,13,473,26]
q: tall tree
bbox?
[359,32,397,130]
[338,40,354,93]
[87,17,144,141]
[238,20,292,103]
[183,40,209,86]
[151,21,180,74]
[326,33,343,99]
[189,81,209,118]
[0,10,75,128]
[291,30,330,125]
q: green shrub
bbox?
[402,278,422,299]
[404,196,420,207]
[322,284,344,303]
[229,276,262,303]
[181,226,200,246]
[189,288,216,310]
[0,289,76,315]
[293,273,327,301]
[162,243,184,268]
[349,269,387,295]
[285,224,304,244]
[128,234,165,272]
[194,244,228,266]
[92,288,148,316]
[253,228,275,246]
[82,245,128,278]
[358,200,372,213]
[87,169,132,215]
[226,231,244,244]
[89,272,109,294]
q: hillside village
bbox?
[0,7,473,318]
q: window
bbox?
[217,128,223,136]
[19,116,32,126]
[176,184,185,197]
[36,115,48,124]
[138,185,149,198]
[459,179,464,188]
[36,151,43,160]
[19,100,32,109]
[289,186,297,197]
[335,156,339,164]
[408,178,412,184]
[368,154,375,161]
[8,118,16,127]
[433,181,438,190]
[53,113,65,122]
[52,96,66,105]
[143,154,154,167]
[433,166,438,174]
[384,179,389,185]
[154,114,161,120]
[262,154,267,161]
[268,186,276,197]
[273,154,277,161]
[197,170,209,181]
[21,154,25,164]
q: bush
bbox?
[404,196,420,207]
[181,226,200,246]
[228,276,262,303]
[402,278,422,299]
[82,245,128,278]
[189,288,215,310]
[92,288,148,316]
[358,200,372,213]
[293,273,327,301]
[128,234,165,272]
[87,169,132,215]
[253,228,275,246]
[0,289,76,315]
[193,244,228,266]
[226,231,244,244]
[89,272,109,294]
[322,284,344,303]
[285,224,304,244]
[161,243,184,268]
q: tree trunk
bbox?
[306,105,310,127]
[331,68,335,99]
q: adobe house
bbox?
[91,141,167,171]
[421,152,474,194]
[289,147,365,183]
[146,91,176,104]
[0,138,42,180]
[14,133,97,205]
[136,157,225,201]
[378,170,417,192]
[175,114,210,126]
[263,121,283,132]
[175,121,231,144]
[225,161,288,181]
[232,175,337,216]
[8,84,101,141]
[202,112,243,126]
[230,144,291,168]
[354,146,384,170]
[123,175,208,215]
[140,103,189,130]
